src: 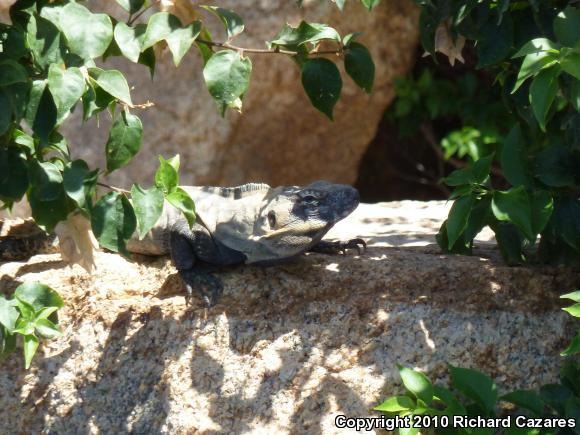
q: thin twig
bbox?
[196,39,342,56]
[97,182,131,194]
[124,100,155,110]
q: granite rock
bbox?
[1,201,578,434]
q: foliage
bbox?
[388,69,513,162]
[0,282,63,368]
[0,0,375,258]
[561,290,580,357]
[375,363,580,435]
[408,1,580,265]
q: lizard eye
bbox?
[267,210,276,228]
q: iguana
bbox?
[127,180,365,306]
[1,181,365,306]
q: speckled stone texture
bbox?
[1,201,579,434]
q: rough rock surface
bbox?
[1,201,578,434]
[64,0,419,189]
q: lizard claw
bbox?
[342,238,367,255]
[180,269,223,308]
[309,238,367,256]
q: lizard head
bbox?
[248,181,360,261]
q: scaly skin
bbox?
[133,180,365,306]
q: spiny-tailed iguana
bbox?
[127,180,365,306]
[1,181,365,306]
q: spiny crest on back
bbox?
[201,183,271,199]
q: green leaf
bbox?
[155,155,179,193]
[138,47,156,78]
[433,385,466,414]
[301,58,342,120]
[561,291,580,302]
[554,6,580,47]
[472,154,494,184]
[561,53,580,81]
[0,90,11,135]
[91,192,137,255]
[203,50,252,116]
[166,20,202,67]
[14,282,64,311]
[35,306,59,320]
[501,390,544,415]
[200,6,244,40]
[89,68,133,106]
[31,86,57,144]
[25,79,47,127]
[116,0,145,14]
[34,318,61,339]
[374,395,415,412]
[535,146,575,187]
[361,0,381,11]
[562,332,580,356]
[0,22,27,59]
[540,384,573,415]
[82,82,115,120]
[23,334,39,369]
[476,15,513,68]
[0,60,27,86]
[563,303,580,317]
[492,186,534,241]
[195,26,214,66]
[12,130,35,154]
[269,21,341,48]
[13,318,35,336]
[449,365,498,414]
[63,160,89,208]
[0,295,19,333]
[493,221,525,265]
[60,2,113,60]
[142,12,181,50]
[114,22,146,63]
[512,38,559,58]
[1,327,16,357]
[166,187,196,228]
[344,42,375,93]
[28,188,72,232]
[530,190,553,235]
[513,51,558,93]
[447,194,476,250]
[166,154,180,172]
[529,66,559,131]
[569,79,580,112]
[565,396,580,429]
[47,65,85,124]
[398,366,434,404]
[106,111,143,172]
[500,124,532,188]
[343,32,362,47]
[0,147,28,202]
[28,160,64,201]
[14,298,34,323]
[131,184,164,239]
[26,14,65,70]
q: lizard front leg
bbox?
[308,238,367,256]
[169,221,245,307]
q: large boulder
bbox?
[1,201,577,433]
[66,0,420,188]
